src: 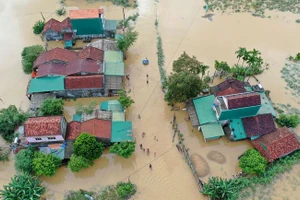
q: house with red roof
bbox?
[77,47,104,61]
[43,18,72,41]
[251,127,300,162]
[212,78,247,97]
[24,116,67,144]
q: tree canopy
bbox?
[0,173,45,200]
[214,60,231,78]
[276,114,300,128]
[73,133,105,161]
[239,149,267,174]
[32,152,61,176]
[109,141,136,159]
[32,20,45,35]
[40,98,64,116]
[118,88,135,109]
[116,182,136,199]
[0,105,28,142]
[202,177,237,200]
[68,154,93,172]
[173,51,209,77]
[21,45,44,74]
[164,71,207,104]
[117,28,138,52]
[14,146,35,173]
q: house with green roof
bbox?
[111,121,132,142]
[104,51,123,63]
[104,62,124,91]
[27,76,65,94]
[104,19,117,38]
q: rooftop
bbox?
[104,51,123,63]
[66,121,81,140]
[200,123,224,141]
[104,62,125,76]
[100,100,124,112]
[193,95,216,125]
[28,76,65,94]
[242,114,276,138]
[229,118,246,141]
[111,121,132,142]
[43,18,72,33]
[212,78,246,96]
[36,63,67,77]
[69,9,103,19]
[257,92,277,117]
[24,116,64,137]
[77,46,104,61]
[81,119,111,139]
[112,112,125,121]
[66,59,102,75]
[104,19,117,31]
[65,75,103,89]
[226,92,261,109]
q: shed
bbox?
[104,62,124,76]
[28,76,65,94]
[200,123,224,142]
[111,121,132,142]
[104,51,123,63]
[100,100,124,112]
[104,19,117,38]
[193,95,216,125]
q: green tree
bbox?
[116,182,136,199]
[32,20,45,35]
[164,71,207,104]
[235,47,246,65]
[239,149,267,174]
[21,45,45,74]
[172,51,209,77]
[276,114,300,128]
[56,8,66,16]
[109,141,136,159]
[202,177,237,200]
[40,98,64,116]
[32,152,61,176]
[0,173,45,200]
[214,60,231,78]
[73,133,105,161]
[0,105,28,142]
[68,155,93,172]
[117,28,138,52]
[14,146,35,173]
[83,101,97,115]
[117,88,135,109]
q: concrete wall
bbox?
[26,135,64,143]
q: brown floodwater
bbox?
[1,0,300,199]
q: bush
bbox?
[118,88,134,109]
[202,177,238,200]
[116,182,136,199]
[83,101,97,114]
[73,133,105,161]
[296,19,300,23]
[117,28,138,52]
[56,8,66,16]
[239,149,267,174]
[68,155,93,172]
[0,173,45,199]
[0,105,28,142]
[110,141,135,159]
[32,20,45,35]
[21,45,45,74]
[276,114,300,128]
[40,98,64,116]
[32,152,61,176]
[64,190,95,200]
[14,146,35,173]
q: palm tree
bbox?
[235,47,246,65]
[241,50,250,67]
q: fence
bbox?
[172,114,204,191]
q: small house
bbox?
[251,127,300,162]
[111,121,132,143]
[104,62,124,91]
[43,18,72,41]
[24,116,67,144]
[27,76,65,95]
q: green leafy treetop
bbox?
[32,20,45,35]
[117,88,135,109]
[21,45,44,74]
[276,114,300,128]
[0,172,45,200]
[202,177,237,200]
[73,133,105,161]
[0,105,28,142]
[117,28,138,52]
[109,141,136,159]
[40,98,64,116]
[68,154,93,172]
[32,151,61,176]
[14,146,35,173]
[239,149,267,174]
[164,71,207,104]
[116,182,136,200]
[173,51,209,77]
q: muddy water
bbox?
[1,0,300,199]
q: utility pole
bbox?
[122,7,125,32]
[40,12,45,22]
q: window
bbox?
[47,137,56,140]
[35,138,42,141]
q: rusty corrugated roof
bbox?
[65,75,103,89]
[78,47,104,61]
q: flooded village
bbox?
[1,0,300,199]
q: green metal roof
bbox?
[104,62,125,76]
[65,40,73,48]
[111,121,132,142]
[104,51,123,63]
[218,105,261,120]
[100,100,124,112]
[112,112,125,121]
[72,113,82,122]
[257,92,277,117]
[104,19,117,31]
[100,101,108,111]
[200,123,224,140]
[28,76,65,93]
[229,118,246,141]
[193,95,217,125]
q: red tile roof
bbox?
[77,47,104,61]
[66,119,111,140]
[34,48,77,68]
[216,87,246,96]
[63,33,73,41]
[251,127,300,162]
[65,75,103,89]
[36,63,67,77]
[213,78,246,96]
[81,119,111,139]
[66,59,101,75]
[226,92,261,109]
[242,114,276,137]
[43,18,72,33]
[24,116,63,137]
[69,9,103,19]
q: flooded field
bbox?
[1,0,300,199]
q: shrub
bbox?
[73,133,105,161]
[202,177,238,200]
[0,173,45,199]
[116,182,136,199]
[83,101,97,115]
[32,152,61,176]
[32,20,45,35]
[40,98,64,116]
[68,155,93,172]
[117,28,138,52]
[276,114,300,128]
[296,19,300,23]
[239,149,267,174]
[14,146,35,173]
[21,45,45,74]
[117,88,134,109]
[56,8,66,16]
[109,141,135,159]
